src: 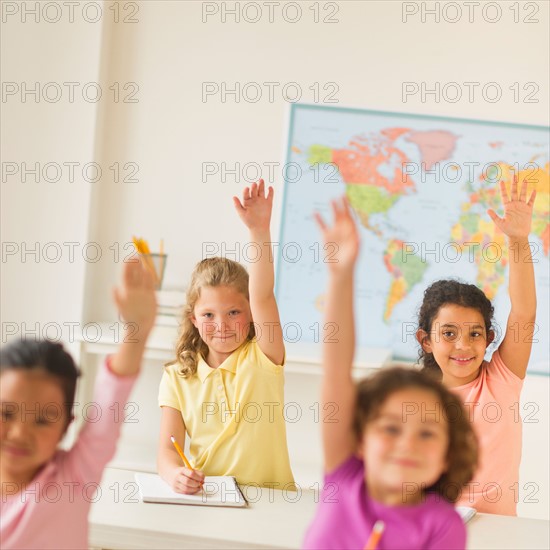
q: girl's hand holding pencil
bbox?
[168,435,205,494]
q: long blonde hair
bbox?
[169,257,255,377]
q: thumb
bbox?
[487,209,504,231]
[233,196,245,213]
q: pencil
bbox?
[133,236,159,284]
[170,435,193,470]
[364,520,385,550]
[132,236,142,253]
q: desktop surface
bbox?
[90,468,550,550]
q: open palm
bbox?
[233,179,273,233]
[488,177,536,239]
[113,258,157,335]
[314,197,360,273]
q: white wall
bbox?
[1,3,104,336]
[2,0,548,520]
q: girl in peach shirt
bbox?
[416,177,537,515]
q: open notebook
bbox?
[456,506,477,523]
[135,473,248,508]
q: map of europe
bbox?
[276,105,549,373]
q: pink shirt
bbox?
[0,361,137,549]
[452,350,523,515]
[303,456,465,550]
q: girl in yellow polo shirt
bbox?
[157,179,295,494]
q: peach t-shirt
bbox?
[451,350,523,515]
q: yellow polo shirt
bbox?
[159,339,295,489]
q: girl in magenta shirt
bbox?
[1,259,157,549]
[303,198,478,550]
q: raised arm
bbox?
[110,257,157,376]
[488,177,537,378]
[70,258,157,479]
[233,179,284,365]
[314,197,360,472]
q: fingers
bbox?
[313,211,327,232]
[122,256,137,286]
[511,174,518,201]
[315,195,353,231]
[519,178,527,202]
[173,468,205,494]
[503,176,535,205]
[499,180,510,204]
[141,258,156,290]
[250,181,258,198]
[242,179,268,202]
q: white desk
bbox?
[90,468,550,550]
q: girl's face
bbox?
[418,304,493,387]
[360,388,449,506]
[0,369,69,484]
[191,285,252,360]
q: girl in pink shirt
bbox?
[303,198,478,550]
[0,259,157,549]
[415,178,537,515]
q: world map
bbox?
[275,105,549,374]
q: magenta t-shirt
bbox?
[303,456,466,550]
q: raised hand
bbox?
[314,196,360,273]
[233,179,273,233]
[487,176,536,239]
[113,257,157,339]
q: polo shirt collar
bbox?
[196,352,238,382]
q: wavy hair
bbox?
[353,366,478,503]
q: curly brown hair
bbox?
[417,279,495,376]
[167,257,255,377]
[353,366,478,503]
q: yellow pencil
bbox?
[141,239,151,254]
[170,435,193,470]
[132,236,142,253]
[364,520,385,550]
[132,236,159,284]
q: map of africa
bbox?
[275,104,549,374]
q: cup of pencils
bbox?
[132,236,167,290]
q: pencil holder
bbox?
[141,253,167,290]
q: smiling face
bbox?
[418,304,493,387]
[361,388,450,506]
[191,285,252,367]
[1,369,69,485]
